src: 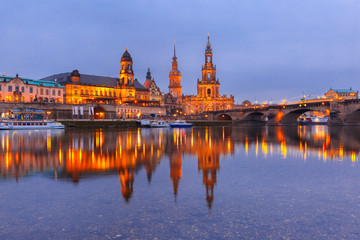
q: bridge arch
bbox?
[281,109,319,125]
[243,112,265,122]
[215,113,232,121]
[344,108,360,125]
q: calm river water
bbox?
[1,126,360,239]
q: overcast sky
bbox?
[1,0,359,104]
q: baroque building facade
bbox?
[143,68,163,105]
[182,36,234,114]
[0,74,64,103]
[42,49,155,106]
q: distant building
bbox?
[143,68,163,105]
[182,36,234,114]
[0,74,64,103]
[42,49,157,107]
[324,88,358,100]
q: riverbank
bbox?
[57,119,233,128]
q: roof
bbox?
[41,72,147,91]
[134,79,147,91]
[0,75,63,88]
[331,89,357,93]
[143,79,152,89]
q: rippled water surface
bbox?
[1,126,360,239]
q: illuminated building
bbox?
[324,88,358,100]
[143,68,163,105]
[182,35,234,114]
[42,49,155,106]
[0,74,64,103]
[165,43,182,113]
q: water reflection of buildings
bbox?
[1,126,360,207]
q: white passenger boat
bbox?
[0,108,65,130]
[170,120,193,128]
[0,120,65,130]
[298,115,328,125]
[149,120,170,128]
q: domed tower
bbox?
[198,35,220,99]
[169,43,182,101]
[70,69,80,83]
[119,48,134,86]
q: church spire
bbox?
[173,41,177,61]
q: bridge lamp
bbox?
[304,104,307,107]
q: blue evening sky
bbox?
[1,0,359,104]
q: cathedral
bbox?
[182,36,234,114]
[164,44,183,114]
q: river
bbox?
[1,126,360,239]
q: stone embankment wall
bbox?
[0,103,165,120]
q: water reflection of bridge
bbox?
[1,126,360,207]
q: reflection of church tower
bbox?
[168,43,182,102]
[198,35,220,99]
[119,167,134,202]
[119,48,135,86]
[198,149,220,209]
[169,153,182,197]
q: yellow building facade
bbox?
[42,49,151,106]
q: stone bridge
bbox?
[208,99,360,125]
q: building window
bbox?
[46,89,49,95]
[207,88,211,96]
[81,89,84,95]
[30,87,33,93]
[21,87,24,93]
[52,90,55,95]
[8,86,12,92]
[15,86,19,92]
[86,90,89,95]
[40,89,44,95]
[0,85,1,91]
[58,90,61,96]
[75,90,77,95]
[109,91,112,97]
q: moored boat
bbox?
[0,108,65,130]
[149,120,170,128]
[298,115,329,125]
[170,120,193,128]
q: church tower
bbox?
[198,35,220,99]
[119,48,134,86]
[168,43,182,101]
